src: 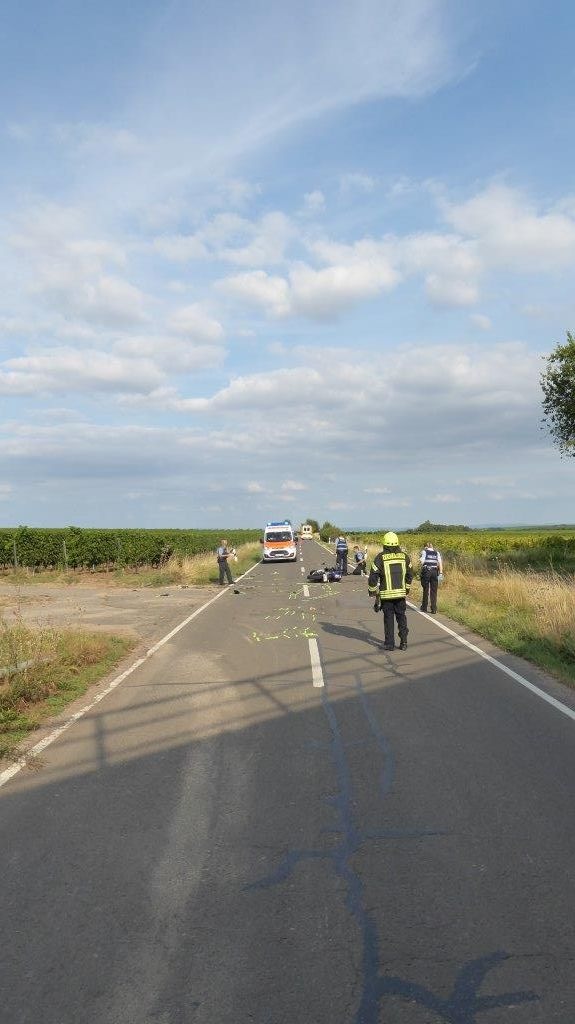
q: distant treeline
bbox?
[402,520,472,534]
[0,526,261,569]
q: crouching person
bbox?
[368,532,413,651]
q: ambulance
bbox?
[300,523,313,539]
[261,520,298,562]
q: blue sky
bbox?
[1,0,575,529]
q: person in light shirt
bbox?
[216,539,235,586]
[419,541,443,614]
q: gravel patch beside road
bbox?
[0,583,219,645]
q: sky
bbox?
[1,0,575,530]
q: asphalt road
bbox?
[1,540,574,1023]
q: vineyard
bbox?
[357,529,575,572]
[0,527,261,570]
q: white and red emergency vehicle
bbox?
[261,520,297,562]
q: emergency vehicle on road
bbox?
[261,520,298,562]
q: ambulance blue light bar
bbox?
[266,520,292,526]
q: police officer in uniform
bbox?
[335,534,349,575]
[419,541,443,613]
[368,532,413,650]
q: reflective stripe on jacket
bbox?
[368,548,413,599]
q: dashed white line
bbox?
[308,638,325,688]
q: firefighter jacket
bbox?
[368,546,413,600]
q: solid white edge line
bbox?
[409,601,575,723]
[308,638,324,688]
[0,560,261,790]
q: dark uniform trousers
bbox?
[336,550,348,575]
[420,568,439,613]
[382,597,408,647]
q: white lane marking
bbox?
[303,584,310,597]
[0,561,261,791]
[300,565,305,574]
[308,638,324,688]
[409,602,575,723]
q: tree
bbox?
[305,518,320,534]
[319,520,339,542]
[541,332,575,456]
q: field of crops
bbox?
[357,529,575,572]
[0,526,261,570]
[3,525,575,573]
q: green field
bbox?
[0,526,261,570]
[357,528,575,573]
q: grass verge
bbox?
[360,545,575,690]
[431,566,575,690]
[0,624,135,761]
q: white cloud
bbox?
[167,305,224,342]
[220,244,399,320]
[218,212,294,266]
[157,342,542,466]
[218,271,292,317]
[470,313,492,330]
[154,235,208,261]
[54,275,147,326]
[443,183,575,271]
[246,481,264,493]
[430,493,461,503]
[8,202,147,327]
[303,190,326,213]
[155,211,294,267]
[127,0,463,179]
[290,260,399,318]
[281,480,307,491]
[0,347,163,396]
[425,273,478,307]
[113,335,225,372]
[385,176,415,200]
[339,173,377,193]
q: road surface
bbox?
[1,540,574,1023]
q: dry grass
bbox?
[437,564,575,686]
[0,619,58,678]
[147,542,263,586]
[0,616,135,760]
[361,544,575,686]
[441,565,575,645]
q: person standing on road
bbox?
[335,534,349,575]
[419,541,443,613]
[368,532,413,651]
[217,538,235,586]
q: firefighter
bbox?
[368,532,413,651]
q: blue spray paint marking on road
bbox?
[247,675,539,1022]
[379,950,538,1021]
